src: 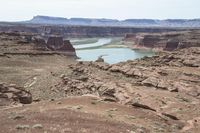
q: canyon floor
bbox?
[0,32,200,133]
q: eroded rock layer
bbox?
[124,31,200,51]
[0,24,186,37]
[0,32,76,55]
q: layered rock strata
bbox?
[124,31,200,51]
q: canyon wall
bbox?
[124,31,200,51]
[0,23,187,37]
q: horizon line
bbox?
[1,15,200,23]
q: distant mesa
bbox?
[26,15,200,27]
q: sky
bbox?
[0,0,199,21]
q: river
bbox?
[73,38,112,49]
[74,38,154,64]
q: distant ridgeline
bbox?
[0,15,199,37]
[26,15,200,27]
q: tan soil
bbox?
[1,32,200,133]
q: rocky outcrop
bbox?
[0,32,76,55]
[108,47,200,98]
[46,37,75,52]
[124,31,200,51]
[53,61,136,104]
[59,64,120,103]
[95,56,105,62]
[32,36,47,51]
[58,47,200,104]
[47,36,63,50]
[32,36,76,52]
[0,83,32,106]
[62,40,76,52]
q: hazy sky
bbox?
[0,0,199,21]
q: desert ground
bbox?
[0,29,200,133]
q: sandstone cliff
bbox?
[46,37,75,52]
[124,31,200,51]
[0,23,186,37]
[0,32,76,56]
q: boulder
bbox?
[130,102,156,112]
[142,77,160,87]
[95,56,104,62]
[0,83,32,106]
